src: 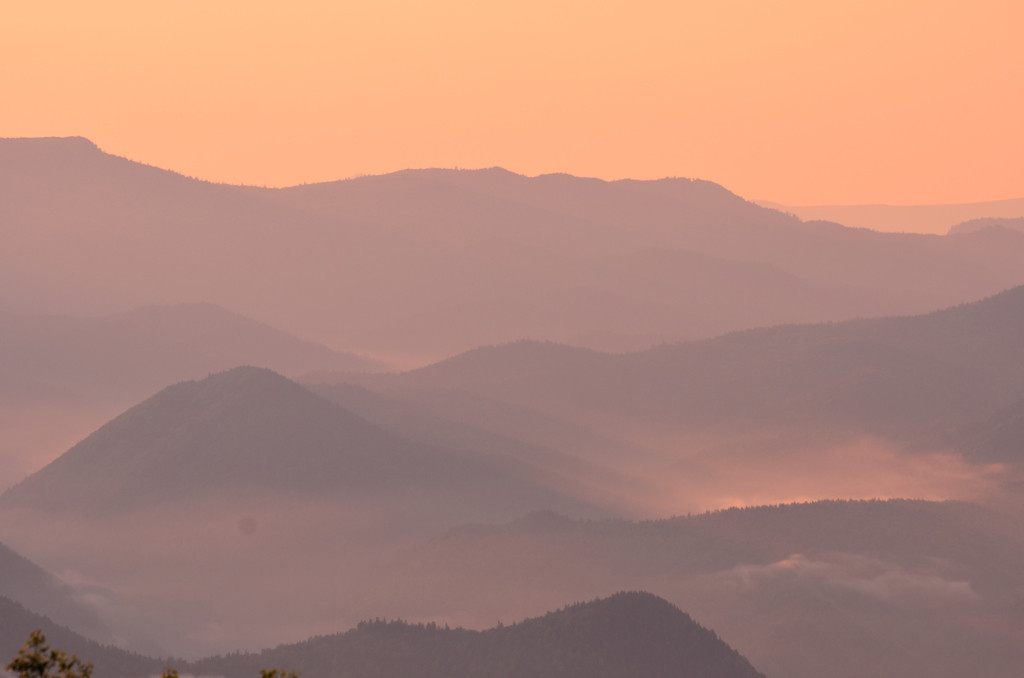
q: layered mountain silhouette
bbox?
[0,302,384,494]
[0,303,384,408]
[756,198,1024,235]
[336,285,1024,438]
[6,137,1024,360]
[353,500,1024,678]
[0,367,598,520]
[7,135,1024,678]
[187,592,764,678]
[947,216,1024,235]
[304,381,649,516]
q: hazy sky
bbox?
[4,0,1021,205]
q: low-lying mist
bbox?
[0,421,1011,662]
[0,493,430,657]
[633,431,1009,516]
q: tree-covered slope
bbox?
[187,592,764,678]
[0,596,162,678]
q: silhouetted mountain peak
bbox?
[0,368,598,521]
[0,367,417,511]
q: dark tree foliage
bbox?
[6,631,93,678]
[0,597,162,678]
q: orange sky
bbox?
[3,0,1022,205]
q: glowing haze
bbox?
[3,0,1021,205]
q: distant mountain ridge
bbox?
[756,198,1024,235]
[6,136,1024,360]
[337,285,1024,436]
[0,303,386,408]
[947,216,1024,235]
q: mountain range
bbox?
[0,303,383,409]
[7,134,1024,678]
[333,284,1024,441]
[0,303,384,494]
[756,199,1024,235]
[947,216,1024,235]
[6,137,1024,362]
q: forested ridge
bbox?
[187,592,764,678]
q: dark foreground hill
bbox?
[0,367,594,520]
[339,285,1024,438]
[187,592,764,678]
[0,596,162,678]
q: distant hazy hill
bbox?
[305,382,649,516]
[0,302,384,495]
[0,303,385,408]
[0,367,595,520]
[945,398,1024,463]
[355,500,1024,678]
[0,597,162,678]
[6,137,1024,360]
[186,592,764,678]
[0,542,110,644]
[947,217,1024,235]
[340,285,1024,437]
[756,198,1024,235]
